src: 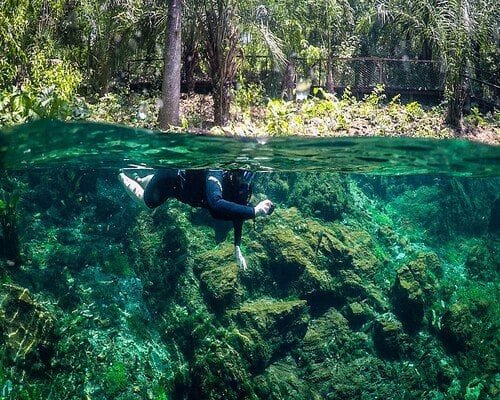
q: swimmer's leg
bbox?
[118,172,147,206]
[137,174,154,188]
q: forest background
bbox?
[0,0,498,143]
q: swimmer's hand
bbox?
[254,200,274,217]
[234,245,247,270]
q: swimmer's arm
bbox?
[206,171,255,220]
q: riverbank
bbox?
[85,89,499,145]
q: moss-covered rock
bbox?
[0,284,55,367]
[190,334,255,400]
[131,207,188,307]
[338,269,388,311]
[253,357,317,400]
[300,308,351,365]
[200,262,241,309]
[311,355,427,400]
[229,299,309,369]
[259,211,338,301]
[343,301,374,329]
[193,244,242,309]
[373,312,409,359]
[316,223,380,278]
[391,252,440,331]
[440,287,498,354]
[288,173,350,221]
[262,223,314,280]
[465,240,499,281]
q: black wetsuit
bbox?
[143,169,254,245]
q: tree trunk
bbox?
[159,0,182,128]
[182,24,198,94]
[326,56,335,94]
[201,1,239,126]
[445,77,467,131]
[282,57,296,100]
[445,58,468,132]
[213,80,231,126]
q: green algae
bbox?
[103,362,129,397]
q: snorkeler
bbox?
[118,168,274,270]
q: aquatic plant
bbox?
[103,362,128,398]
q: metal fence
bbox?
[243,56,444,94]
[328,57,444,92]
[124,56,498,108]
[468,76,500,110]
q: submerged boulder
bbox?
[190,335,255,400]
[373,313,409,359]
[338,269,387,311]
[229,299,309,369]
[259,212,338,301]
[343,301,374,329]
[439,288,498,360]
[391,252,440,331]
[196,244,242,309]
[200,262,241,309]
[300,308,351,365]
[464,241,499,281]
[288,172,350,221]
[253,357,316,400]
[0,284,55,367]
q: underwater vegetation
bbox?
[0,169,498,399]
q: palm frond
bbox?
[258,23,286,70]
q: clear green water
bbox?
[0,120,498,400]
[1,120,499,175]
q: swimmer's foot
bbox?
[118,172,146,207]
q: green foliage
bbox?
[234,82,265,109]
[265,99,297,136]
[464,107,487,127]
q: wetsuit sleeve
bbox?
[205,171,255,220]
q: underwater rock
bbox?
[373,313,409,359]
[343,301,374,329]
[200,262,241,309]
[288,173,350,221]
[259,213,338,301]
[131,208,188,306]
[439,290,498,357]
[190,335,255,400]
[391,252,439,331]
[338,269,387,311]
[465,241,499,281]
[253,356,317,399]
[0,284,55,366]
[262,223,315,279]
[300,308,351,365]
[312,355,425,399]
[194,244,242,309]
[229,299,309,369]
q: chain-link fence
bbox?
[329,57,443,92]
[124,56,498,109]
[468,77,500,110]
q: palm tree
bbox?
[376,0,497,130]
[159,0,182,128]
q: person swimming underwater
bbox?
[118,168,274,269]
